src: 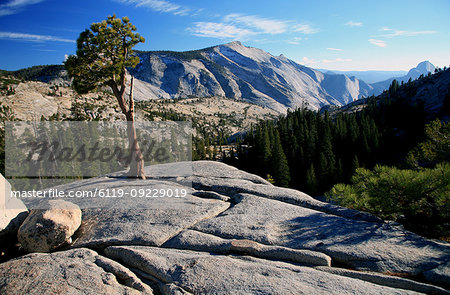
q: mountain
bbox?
[407,61,436,79]
[335,66,450,118]
[1,44,437,114]
[130,42,373,112]
[370,61,436,95]
[317,69,407,84]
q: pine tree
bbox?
[270,130,290,187]
[65,15,146,179]
[305,164,318,196]
[256,125,272,175]
[336,158,344,182]
[389,79,400,95]
[351,155,360,174]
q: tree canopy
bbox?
[325,163,449,239]
[65,15,145,96]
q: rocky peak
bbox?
[414,61,436,74]
[369,61,437,95]
[225,40,243,47]
[129,43,373,112]
[405,61,436,81]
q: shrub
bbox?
[407,119,450,168]
[326,163,450,239]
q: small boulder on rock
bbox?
[17,199,81,253]
[0,173,28,239]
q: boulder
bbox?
[130,268,194,295]
[105,245,431,294]
[0,248,152,294]
[315,266,448,294]
[17,199,81,252]
[188,174,382,222]
[71,196,229,249]
[0,173,28,239]
[164,229,332,266]
[192,193,450,276]
[163,229,231,253]
[39,177,231,249]
[229,239,331,267]
[191,160,271,185]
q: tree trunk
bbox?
[109,74,146,179]
[126,117,146,179]
[125,77,146,179]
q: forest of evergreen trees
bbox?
[218,72,450,238]
[223,75,449,196]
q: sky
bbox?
[0,0,449,71]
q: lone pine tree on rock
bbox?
[65,15,146,179]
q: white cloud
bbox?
[34,48,57,52]
[253,38,269,43]
[286,37,302,45]
[346,21,363,27]
[224,14,288,35]
[188,22,256,39]
[368,38,387,47]
[116,0,191,16]
[0,0,44,17]
[173,8,191,16]
[301,57,318,65]
[0,31,75,43]
[380,27,436,38]
[300,57,352,67]
[189,13,319,41]
[187,12,318,41]
[294,24,319,34]
[327,47,343,51]
[322,58,352,64]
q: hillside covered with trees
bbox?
[226,69,449,191]
[221,69,449,239]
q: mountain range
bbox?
[129,41,435,112]
[317,69,408,84]
[130,41,369,112]
[1,42,436,113]
[323,61,435,85]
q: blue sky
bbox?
[0,0,449,71]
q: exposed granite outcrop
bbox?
[0,161,449,294]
